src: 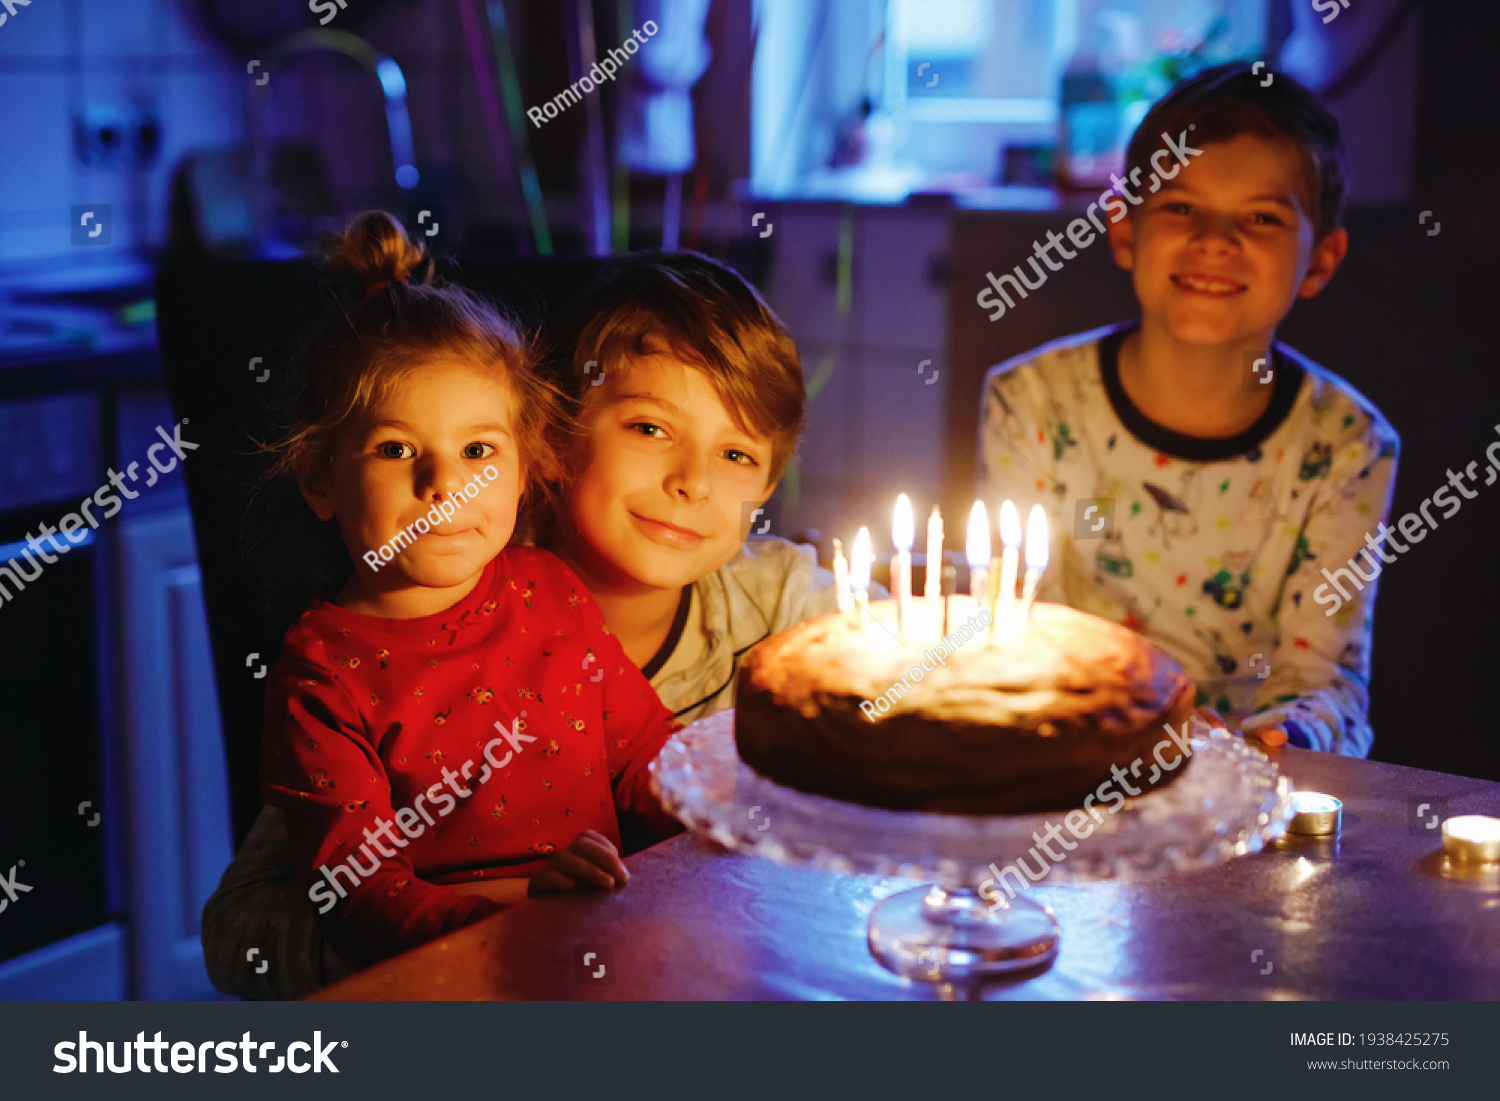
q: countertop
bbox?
[314,745,1500,1001]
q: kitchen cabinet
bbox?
[761,202,951,546]
[117,507,232,1000]
[0,338,232,999]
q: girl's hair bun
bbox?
[321,210,432,300]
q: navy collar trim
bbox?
[1097,326,1304,462]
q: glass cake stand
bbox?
[649,711,1294,984]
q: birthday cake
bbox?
[734,595,1196,815]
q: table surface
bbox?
[314,746,1500,1001]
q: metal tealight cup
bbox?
[1287,791,1342,836]
[1441,815,1500,865]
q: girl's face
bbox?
[302,360,525,616]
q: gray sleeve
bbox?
[200,805,352,999]
[746,538,891,638]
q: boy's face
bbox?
[1107,132,1347,347]
[301,360,525,603]
[566,350,776,592]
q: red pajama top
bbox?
[260,547,681,967]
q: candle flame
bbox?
[850,527,872,592]
[893,493,914,551]
[1446,815,1500,841]
[999,500,1022,548]
[1025,504,1048,570]
[966,501,991,568]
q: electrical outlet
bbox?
[74,103,160,169]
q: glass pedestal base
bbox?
[651,710,1293,990]
[867,885,1059,981]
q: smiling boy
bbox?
[978,63,1398,756]
[543,250,871,719]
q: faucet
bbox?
[247,28,419,242]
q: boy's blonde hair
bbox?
[550,250,805,486]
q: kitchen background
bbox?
[0,0,1494,999]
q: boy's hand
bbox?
[1252,726,1288,747]
[528,829,629,896]
[1192,705,1229,732]
[1195,705,1288,747]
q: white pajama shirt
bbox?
[977,323,1399,756]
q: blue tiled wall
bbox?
[0,0,244,262]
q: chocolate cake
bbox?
[734,595,1196,815]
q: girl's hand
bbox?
[528,829,629,896]
[447,877,531,904]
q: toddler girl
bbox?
[258,213,680,968]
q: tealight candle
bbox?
[996,500,1021,625]
[832,537,853,615]
[1442,815,1500,864]
[1288,791,1342,836]
[851,526,872,627]
[1016,505,1049,620]
[966,502,990,613]
[892,494,914,639]
[924,506,943,600]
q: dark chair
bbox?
[154,253,608,847]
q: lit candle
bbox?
[1017,504,1048,620]
[996,501,1021,624]
[1442,815,1500,864]
[893,494,914,639]
[985,543,1001,635]
[966,502,990,614]
[832,537,854,616]
[851,526,872,627]
[1288,791,1342,836]
[924,506,943,600]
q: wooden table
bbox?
[313,747,1500,1000]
